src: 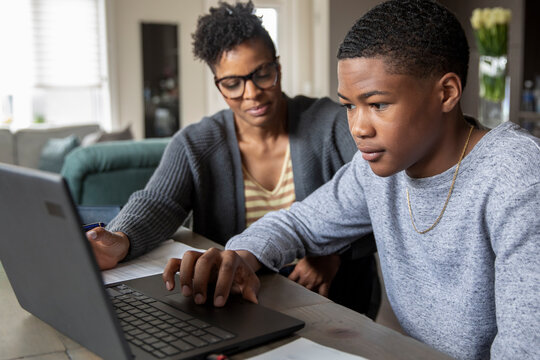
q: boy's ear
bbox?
[438,73,462,113]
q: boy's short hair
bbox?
[337,0,470,88]
[192,1,276,71]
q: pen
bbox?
[83,222,106,231]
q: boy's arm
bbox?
[226,155,373,271]
[490,183,540,358]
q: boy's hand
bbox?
[162,248,261,307]
[86,227,130,270]
[288,254,341,297]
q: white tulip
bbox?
[471,8,483,29]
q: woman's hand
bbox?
[86,227,130,270]
[162,248,261,307]
[288,254,341,297]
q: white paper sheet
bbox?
[246,338,369,360]
[102,240,205,284]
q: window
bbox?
[255,8,278,51]
[0,0,110,129]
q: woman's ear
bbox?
[439,72,462,113]
[276,57,282,82]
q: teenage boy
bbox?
[163,0,540,358]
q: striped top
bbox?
[243,145,295,227]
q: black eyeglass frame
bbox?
[214,61,280,99]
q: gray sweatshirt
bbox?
[226,121,540,359]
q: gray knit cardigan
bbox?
[108,95,358,259]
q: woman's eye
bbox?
[255,71,271,79]
[341,103,356,111]
[371,103,388,110]
[221,79,241,89]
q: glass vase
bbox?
[478,55,510,128]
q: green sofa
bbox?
[61,138,170,208]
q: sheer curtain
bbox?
[0,0,110,129]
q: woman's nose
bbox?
[242,79,262,99]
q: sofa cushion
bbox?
[38,134,80,173]
[61,138,170,206]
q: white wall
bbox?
[107,0,331,132]
[328,0,385,102]
[106,0,207,139]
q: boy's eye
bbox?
[341,103,356,111]
[371,103,388,110]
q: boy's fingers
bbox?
[213,250,240,307]
[318,283,330,297]
[162,258,181,291]
[179,250,203,297]
[287,268,299,282]
[241,273,260,304]
[192,248,222,304]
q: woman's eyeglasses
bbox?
[214,62,279,99]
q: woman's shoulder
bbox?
[288,94,343,116]
[167,109,234,156]
[287,94,347,131]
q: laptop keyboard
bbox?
[108,284,236,359]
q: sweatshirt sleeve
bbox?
[489,182,540,359]
[107,133,194,260]
[226,154,373,271]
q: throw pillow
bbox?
[38,134,80,173]
[96,126,133,143]
[81,130,103,147]
[81,126,133,147]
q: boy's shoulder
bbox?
[469,122,540,190]
[482,122,540,163]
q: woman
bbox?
[88,1,378,316]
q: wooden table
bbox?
[0,228,452,360]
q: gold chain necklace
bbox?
[406,124,474,234]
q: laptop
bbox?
[0,163,304,360]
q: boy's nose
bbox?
[349,111,375,139]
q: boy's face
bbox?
[338,57,446,178]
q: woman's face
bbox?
[213,38,284,129]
